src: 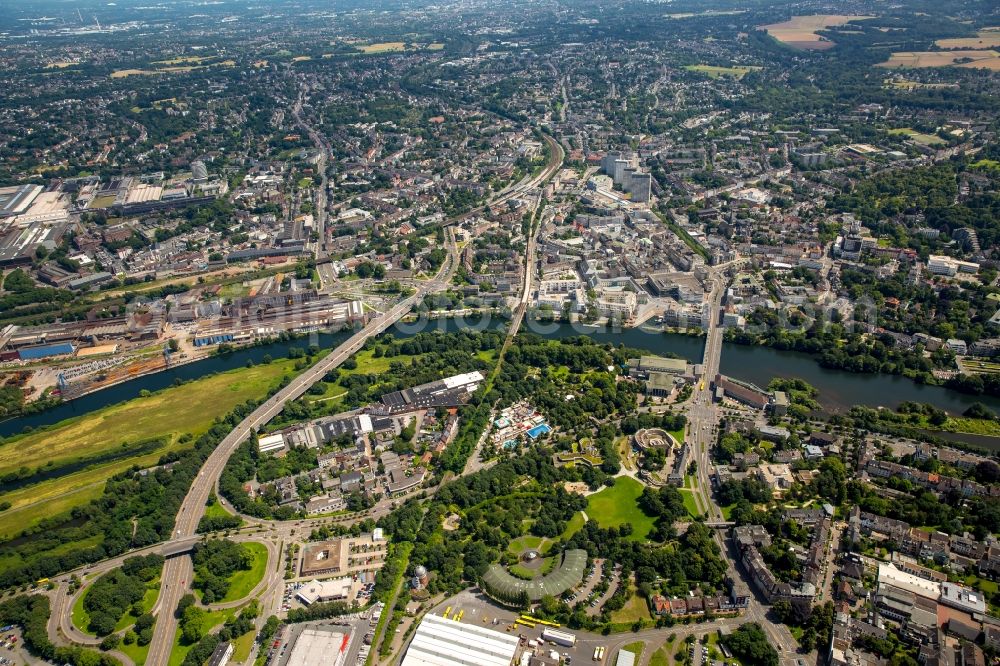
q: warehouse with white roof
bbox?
[401,613,520,666]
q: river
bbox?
[3,318,1000,445]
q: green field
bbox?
[204,497,236,521]
[119,638,151,666]
[560,511,586,541]
[610,588,653,624]
[231,629,257,662]
[679,489,702,518]
[586,477,656,541]
[220,542,269,603]
[888,127,947,146]
[649,646,671,666]
[507,535,552,555]
[168,607,239,666]
[683,64,761,79]
[72,576,161,636]
[0,359,301,538]
[972,159,1000,173]
[71,589,91,635]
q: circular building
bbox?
[634,428,678,451]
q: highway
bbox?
[143,134,563,666]
[144,255,457,664]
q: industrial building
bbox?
[401,613,520,666]
[0,184,43,218]
[378,371,485,414]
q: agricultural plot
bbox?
[683,65,761,79]
[760,15,875,50]
[879,50,1000,69]
[936,32,1000,49]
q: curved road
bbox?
[144,135,563,666]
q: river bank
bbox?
[4,319,1000,447]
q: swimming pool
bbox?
[526,423,551,438]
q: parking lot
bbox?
[0,627,29,666]
[265,605,382,666]
[431,589,629,666]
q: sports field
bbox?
[888,128,946,146]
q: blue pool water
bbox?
[526,424,551,438]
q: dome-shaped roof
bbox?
[414,565,428,577]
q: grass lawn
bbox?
[560,512,586,541]
[168,607,238,666]
[507,535,552,555]
[231,629,256,662]
[304,348,405,409]
[220,542,269,603]
[114,581,161,632]
[621,641,645,662]
[941,416,1000,436]
[966,575,999,594]
[649,646,671,666]
[720,504,735,520]
[888,127,946,146]
[587,477,656,541]
[0,359,299,538]
[679,489,702,518]
[72,590,92,635]
[204,497,236,521]
[610,589,652,624]
[119,639,150,665]
[73,577,161,635]
[668,428,685,445]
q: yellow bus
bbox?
[520,615,559,628]
[514,619,536,629]
[442,606,451,619]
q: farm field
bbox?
[357,42,444,54]
[111,59,235,78]
[936,32,1000,49]
[883,78,959,90]
[586,477,656,541]
[760,15,874,50]
[879,50,1000,69]
[683,65,761,79]
[0,358,301,538]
